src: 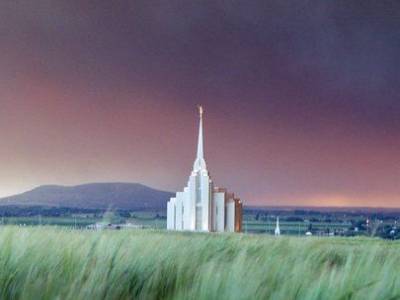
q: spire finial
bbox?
[198,105,204,118]
[193,105,207,171]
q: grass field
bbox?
[0,215,352,235]
[0,227,399,300]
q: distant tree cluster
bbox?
[0,206,102,217]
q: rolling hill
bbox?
[0,183,173,210]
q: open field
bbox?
[1,205,398,238]
[2,208,396,238]
[0,227,399,299]
[0,216,350,234]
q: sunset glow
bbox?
[0,2,399,207]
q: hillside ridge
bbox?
[0,182,173,210]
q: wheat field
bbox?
[0,226,398,300]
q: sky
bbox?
[0,1,399,207]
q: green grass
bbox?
[0,227,399,300]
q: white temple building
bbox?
[167,106,242,232]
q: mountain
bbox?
[0,183,174,210]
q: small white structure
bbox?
[274,217,281,236]
[167,106,242,232]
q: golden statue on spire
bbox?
[198,105,204,117]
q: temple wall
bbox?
[213,192,225,232]
[167,198,175,230]
[200,174,211,231]
[175,193,183,230]
[226,200,235,232]
[235,200,243,232]
[181,189,190,230]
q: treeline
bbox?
[0,206,166,219]
[0,206,102,217]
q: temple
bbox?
[167,106,243,232]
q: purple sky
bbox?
[1,1,400,207]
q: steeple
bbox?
[275,217,281,236]
[193,105,207,171]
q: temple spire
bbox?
[193,105,207,171]
[197,105,204,160]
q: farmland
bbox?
[1,206,399,239]
[0,227,399,300]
